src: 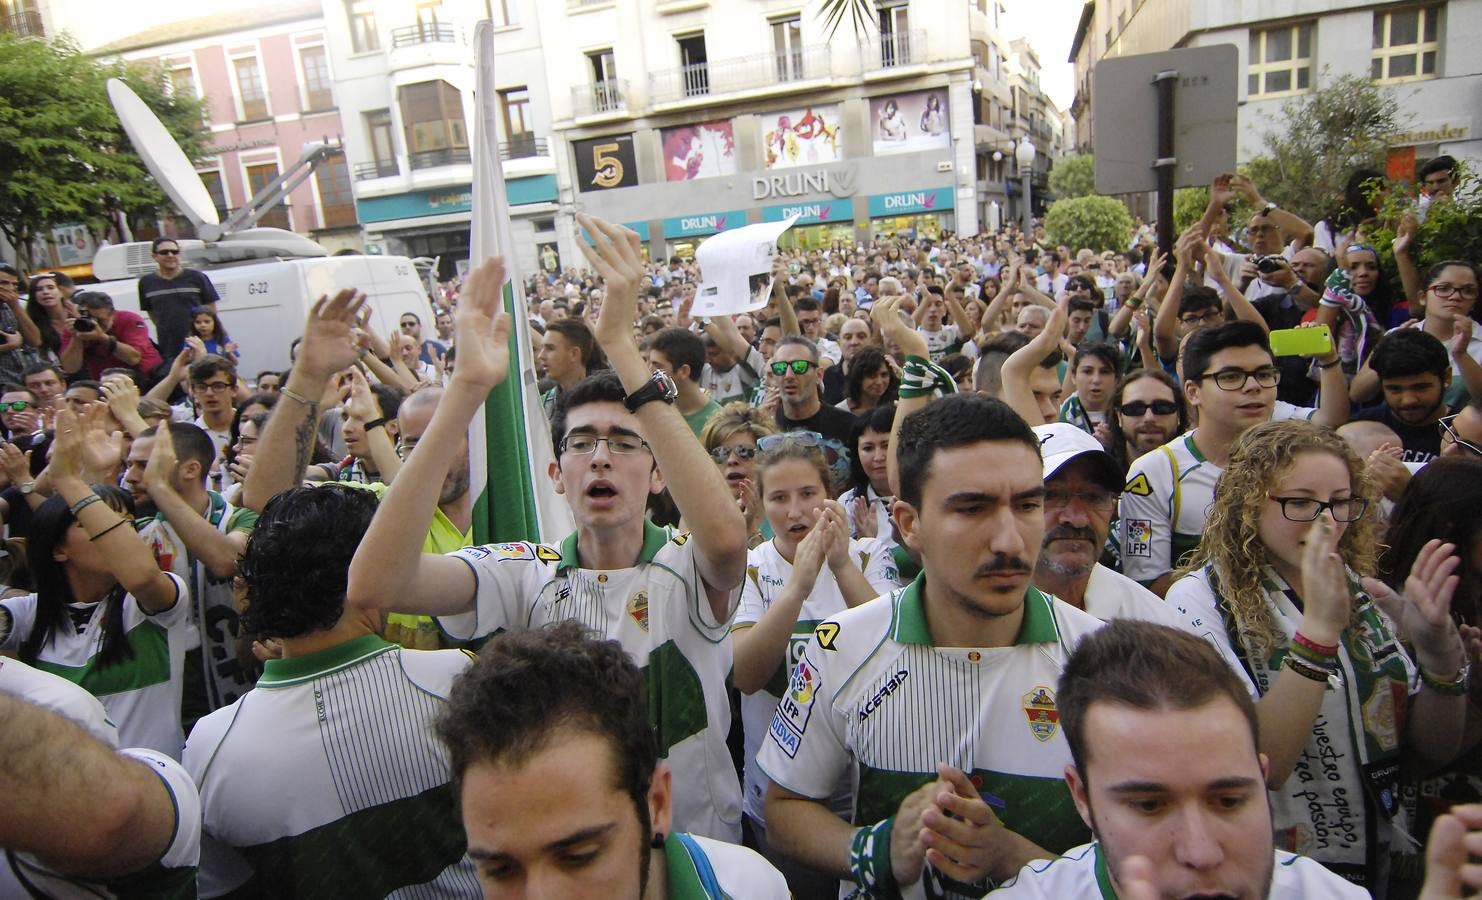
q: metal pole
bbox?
[1021,167,1032,234]
[1152,70,1178,269]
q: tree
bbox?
[1044,196,1134,253]
[0,34,207,271]
[1242,73,1405,223]
[1048,154,1095,200]
[1366,161,1482,301]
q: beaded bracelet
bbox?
[848,817,900,899]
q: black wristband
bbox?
[107,336,118,353]
[1317,359,1341,370]
[363,416,388,430]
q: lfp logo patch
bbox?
[1125,519,1153,558]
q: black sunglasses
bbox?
[1118,400,1179,417]
[155,248,181,256]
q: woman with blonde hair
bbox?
[699,402,777,547]
[1168,419,1468,892]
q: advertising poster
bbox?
[661,120,738,181]
[870,89,951,156]
[762,104,842,169]
[572,133,638,192]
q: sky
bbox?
[1000,0,1082,113]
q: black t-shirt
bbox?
[137,268,221,361]
[822,364,846,406]
[1350,403,1443,463]
[777,402,857,492]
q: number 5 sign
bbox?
[573,133,639,192]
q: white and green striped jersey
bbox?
[755,575,1104,899]
[989,841,1370,898]
[663,832,790,899]
[0,656,118,748]
[442,520,744,842]
[1082,564,1191,629]
[734,536,903,824]
[1118,433,1221,587]
[183,634,479,898]
[0,572,191,757]
[1,748,201,899]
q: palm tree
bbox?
[817,0,877,39]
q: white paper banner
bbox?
[692,216,799,317]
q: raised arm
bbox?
[978,260,1021,338]
[1203,243,1268,332]
[703,313,752,362]
[580,214,747,621]
[242,289,364,512]
[344,367,403,484]
[874,296,932,498]
[1155,229,1200,361]
[346,260,511,617]
[774,260,802,338]
[1309,334,1349,429]
[145,338,204,404]
[1000,299,1068,426]
[142,424,247,580]
[3,286,41,349]
[1392,216,1424,312]
[1232,174,1313,247]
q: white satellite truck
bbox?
[90,79,438,380]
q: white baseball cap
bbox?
[1033,423,1123,491]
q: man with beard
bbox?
[1101,370,1186,475]
[1031,424,1185,628]
[1351,329,1451,463]
[438,621,787,898]
[128,422,258,725]
[990,620,1367,898]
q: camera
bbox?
[73,317,97,333]
[1255,255,1286,275]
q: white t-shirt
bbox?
[0,655,118,747]
[733,537,902,823]
[990,841,1370,898]
[756,576,1105,898]
[700,345,766,407]
[440,523,743,842]
[184,635,479,898]
[817,336,843,366]
[0,572,191,757]
[1082,563,1190,629]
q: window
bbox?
[677,33,708,96]
[300,45,333,110]
[490,0,516,27]
[1372,5,1439,82]
[198,169,230,221]
[499,87,536,157]
[363,109,398,177]
[233,56,268,121]
[314,153,357,229]
[772,16,803,81]
[878,1,910,66]
[398,81,468,168]
[587,49,620,112]
[168,63,197,99]
[346,0,378,52]
[1248,22,1312,97]
[245,162,290,229]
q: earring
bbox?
[650,833,665,849]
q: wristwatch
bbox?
[18,480,35,495]
[1261,201,1278,215]
[623,369,678,413]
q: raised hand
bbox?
[0,442,30,488]
[1448,316,1473,358]
[1363,539,1464,671]
[447,257,513,394]
[46,407,86,484]
[296,289,367,383]
[1298,513,1354,646]
[342,367,381,423]
[143,414,180,489]
[851,494,879,538]
[576,214,646,349]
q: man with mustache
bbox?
[1031,424,1187,629]
[758,394,1106,899]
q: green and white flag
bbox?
[468,21,572,545]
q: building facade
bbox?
[1069,0,1481,171]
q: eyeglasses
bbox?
[154,249,180,256]
[1267,495,1369,523]
[1044,486,1119,512]
[770,360,817,377]
[193,380,234,393]
[1180,311,1224,326]
[758,431,822,453]
[1439,414,1482,457]
[0,401,31,412]
[400,321,419,329]
[1198,367,1280,391]
[1117,400,1179,417]
[710,444,758,463]
[1429,283,1479,301]
[560,434,651,455]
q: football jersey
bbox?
[755,575,1104,899]
[990,841,1370,898]
[1082,564,1190,630]
[918,324,963,362]
[1119,433,1221,586]
[664,832,790,900]
[441,520,743,842]
[0,656,118,747]
[183,634,479,898]
[0,572,191,757]
[734,537,903,823]
[838,484,896,541]
[701,346,766,407]
[0,748,200,899]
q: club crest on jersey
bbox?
[1023,686,1060,742]
[1125,519,1153,558]
[626,591,650,632]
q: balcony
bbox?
[571,79,629,118]
[1,9,43,35]
[867,29,927,71]
[648,45,832,106]
[391,22,456,47]
[409,148,471,170]
[499,136,548,160]
[354,160,400,181]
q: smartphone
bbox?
[1269,325,1333,358]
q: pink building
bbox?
[96,2,360,249]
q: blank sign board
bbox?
[1092,45,1239,196]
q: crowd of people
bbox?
[2,159,1482,900]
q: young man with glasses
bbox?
[772,336,858,491]
[183,355,238,480]
[1119,321,1345,596]
[1441,396,1482,458]
[138,238,220,362]
[348,215,749,842]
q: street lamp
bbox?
[1015,136,1037,234]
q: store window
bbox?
[398,80,468,169]
[1372,5,1439,82]
[1248,22,1312,98]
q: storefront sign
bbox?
[662,210,745,239]
[1388,120,1471,147]
[211,138,276,154]
[751,166,856,201]
[761,201,852,226]
[355,175,557,224]
[867,187,955,217]
[573,133,639,192]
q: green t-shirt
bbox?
[683,397,723,439]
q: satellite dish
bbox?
[107,78,222,240]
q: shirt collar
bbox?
[891,572,1058,646]
[556,518,669,574]
[258,633,394,685]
